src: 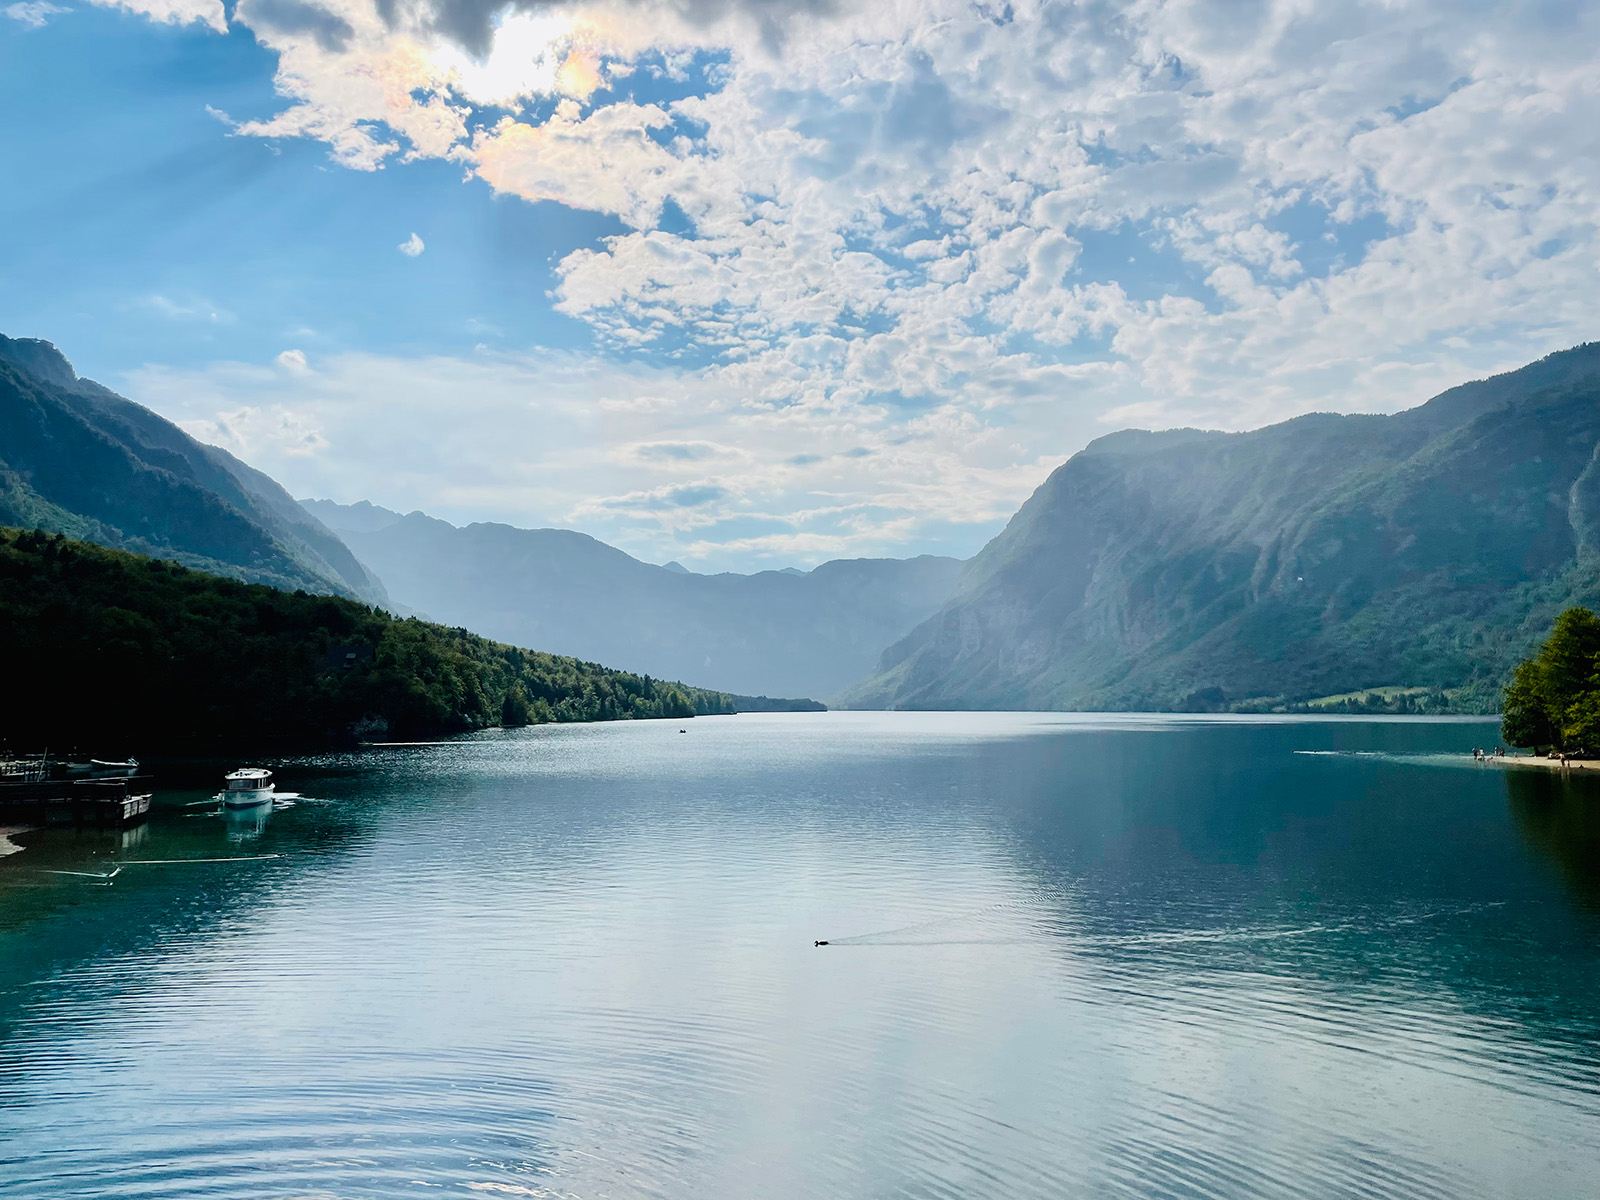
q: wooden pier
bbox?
[0,776,153,828]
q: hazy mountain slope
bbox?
[0,335,386,605]
[844,344,1600,711]
[301,500,962,699]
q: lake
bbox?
[3,713,1599,1198]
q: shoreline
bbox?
[1479,755,1600,772]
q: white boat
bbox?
[222,768,274,808]
[89,758,140,777]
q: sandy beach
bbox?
[1481,755,1600,772]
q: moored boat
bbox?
[222,768,274,808]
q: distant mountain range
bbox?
[8,326,1597,714]
[0,335,386,604]
[844,344,1600,712]
[301,500,963,701]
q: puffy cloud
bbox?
[222,0,470,169]
[398,231,426,256]
[101,0,1600,559]
[90,0,226,32]
[240,0,354,49]
[381,0,839,60]
[470,100,683,226]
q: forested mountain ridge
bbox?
[0,334,387,604]
[844,344,1600,712]
[301,499,964,700]
[0,528,749,754]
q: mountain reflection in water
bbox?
[1,713,1597,1200]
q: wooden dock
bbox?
[0,776,153,828]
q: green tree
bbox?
[1564,676,1600,753]
[501,686,532,727]
[1502,608,1600,751]
[0,527,757,752]
[1540,608,1600,704]
[1502,660,1558,749]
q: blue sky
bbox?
[3,0,1598,571]
[0,7,614,371]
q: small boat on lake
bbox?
[222,768,274,809]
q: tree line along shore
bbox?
[0,528,821,756]
[1,525,1592,760]
[1501,607,1600,760]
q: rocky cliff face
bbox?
[845,344,1600,711]
[0,334,387,605]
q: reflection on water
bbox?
[221,798,274,843]
[1507,768,1600,910]
[1,713,1598,1200]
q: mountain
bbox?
[0,334,386,605]
[0,528,745,754]
[844,344,1600,712]
[300,499,963,700]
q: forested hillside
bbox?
[0,334,386,603]
[0,529,745,754]
[846,344,1600,713]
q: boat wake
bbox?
[816,900,1506,950]
[1292,749,1489,769]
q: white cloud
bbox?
[398,232,425,257]
[275,348,310,372]
[96,0,1600,561]
[123,345,1064,569]
[89,0,224,33]
[470,99,682,227]
[181,405,329,457]
[3,2,66,28]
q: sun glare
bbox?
[434,12,577,107]
[556,50,603,100]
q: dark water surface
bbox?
[3,713,1599,1198]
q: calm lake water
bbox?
[3,713,1599,1199]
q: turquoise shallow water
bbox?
[2,712,1598,1198]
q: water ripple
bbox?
[2,713,1598,1199]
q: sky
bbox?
[2,0,1598,571]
